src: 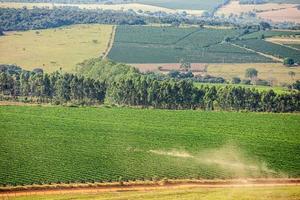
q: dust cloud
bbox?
[149,144,281,178]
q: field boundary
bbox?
[103,25,116,59]
[230,43,283,62]
[266,40,300,51]
[0,179,299,197]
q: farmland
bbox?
[0,0,223,12]
[217,1,300,23]
[133,0,224,11]
[0,2,205,16]
[233,39,300,63]
[133,62,300,84]
[0,106,300,186]
[217,1,296,17]
[5,186,300,200]
[108,26,272,63]
[257,7,300,24]
[0,24,113,72]
[239,30,300,40]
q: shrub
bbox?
[284,58,295,66]
[231,77,241,84]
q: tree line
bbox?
[74,59,300,113]
[0,7,246,32]
[0,65,106,105]
[2,60,298,112]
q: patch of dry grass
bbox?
[0,24,114,72]
[132,63,300,85]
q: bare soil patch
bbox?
[0,179,299,197]
[257,7,300,23]
[217,1,295,16]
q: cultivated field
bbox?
[132,63,300,85]
[217,1,296,16]
[108,26,272,63]
[0,106,300,186]
[239,30,300,40]
[4,186,300,200]
[0,2,204,16]
[257,7,300,24]
[233,39,300,63]
[133,0,224,11]
[0,24,113,72]
[217,0,300,23]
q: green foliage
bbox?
[231,77,241,84]
[0,66,106,104]
[0,106,300,186]
[245,68,258,79]
[284,58,295,66]
[109,26,272,63]
[1,62,299,112]
[292,80,300,91]
[76,58,138,84]
[0,7,147,32]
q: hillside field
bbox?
[0,24,113,72]
[108,26,273,63]
[233,39,300,63]
[0,106,300,186]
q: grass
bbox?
[7,186,300,200]
[205,63,300,85]
[194,82,289,94]
[0,106,300,186]
[108,26,272,63]
[0,24,113,72]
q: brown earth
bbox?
[0,179,300,197]
[257,7,300,23]
[216,1,296,16]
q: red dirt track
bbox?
[1,179,299,197]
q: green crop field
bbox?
[234,39,300,63]
[0,106,299,186]
[239,30,300,40]
[7,186,300,200]
[108,26,272,63]
[284,43,300,50]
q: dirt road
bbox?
[1,179,299,197]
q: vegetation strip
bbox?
[103,26,117,59]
